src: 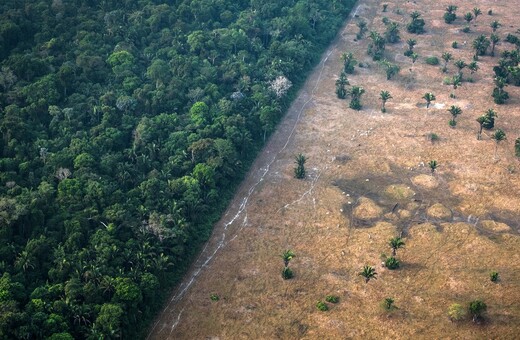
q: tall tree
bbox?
[380,90,392,113]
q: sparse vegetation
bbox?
[381,60,401,80]
[210,293,220,301]
[516,138,520,157]
[335,72,349,99]
[405,38,417,56]
[341,52,357,74]
[348,86,365,110]
[368,31,386,60]
[356,19,368,40]
[425,56,440,65]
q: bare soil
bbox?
[149,0,520,338]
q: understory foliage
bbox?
[0,0,356,338]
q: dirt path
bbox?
[148,0,520,338]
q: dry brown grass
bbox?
[150,0,520,338]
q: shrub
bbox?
[349,99,362,110]
[452,41,458,48]
[490,271,499,282]
[515,138,520,157]
[462,26,470,33]
[449,120,456,127]
[385,256,400,270]
[488,9,493,15]
[282,267,294,280]
[444,12,457,24]
[425,56,439,65]
[381,297,397,311]
[210,293,220,301]
[448,303,466,321]
[325,295,339,303]
[316,301,329,311]
[429,133,440,142]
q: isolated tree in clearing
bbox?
[492,129,506,159]
[447,105,462,126]
[348,86,365,110]
[422,92,436,109]
[335,72,349,99]
[294,154,306,179]
[428,160,438,174]
[389,236,405,256]
[468,300,487,323]
[359,265,377,283]
[380,90,392,112]
[281,250,295,267]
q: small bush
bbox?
[210,293,220,301]
[448,303,466,321]
[316,301,329,311]
[381,297,397,311]
[404,49,414,57]
[385,256,400,270]
[382,4,388,12]
[515,138,520,157]
[462,26,470,33]
[282,267,294,280]
[382,17,390,25]
[490,271,499,282]
[349,99,362,110]
[425,56,439,65]
[325,295,339,303]
[449,120,457,127]
[429,133,440,142]
[452,41,458,48]
[488,9,493,15]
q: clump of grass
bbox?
[385,256,400,270]
[210,293,220,301]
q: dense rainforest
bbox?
[0,0,356,338]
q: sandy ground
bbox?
[148,0,520,338]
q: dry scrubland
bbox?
[150,0,520,338]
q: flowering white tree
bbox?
[269,75,292,98]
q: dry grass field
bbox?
[149,0,520,338]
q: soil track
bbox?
[149,0,520,338]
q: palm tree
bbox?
[385,22,400,43]
[348,86,365,110]
[428,160,438,174]
[490,20,501,32]
[468,300,487,322]
[490,33,500,57]
[381,297,398,311]
[281,250,295,267]
[368,31,386,60]
[389,236,405,256]
[340,52,357,74]
[447,105,462,126]
[356,20,368,39]
[451,74,461,98]
[359,265,377,283]
[492,76,509,104]
[468,61,479,74]
[464,12,473,25]
[294,154,306,179]
[492,129,506,159]
[422,92,436,109]
[472,35,490,60]
[407,11,425,34]
[454,59,467,79]
[472,8,482,22]
[410,52,419,69]
[380,90,392,112]
[442,52,453,72]
[476,115,487,140]
[482,108,498,129]
[444,5,457,24]
[335,72,349,99]
[404,38,417,57]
